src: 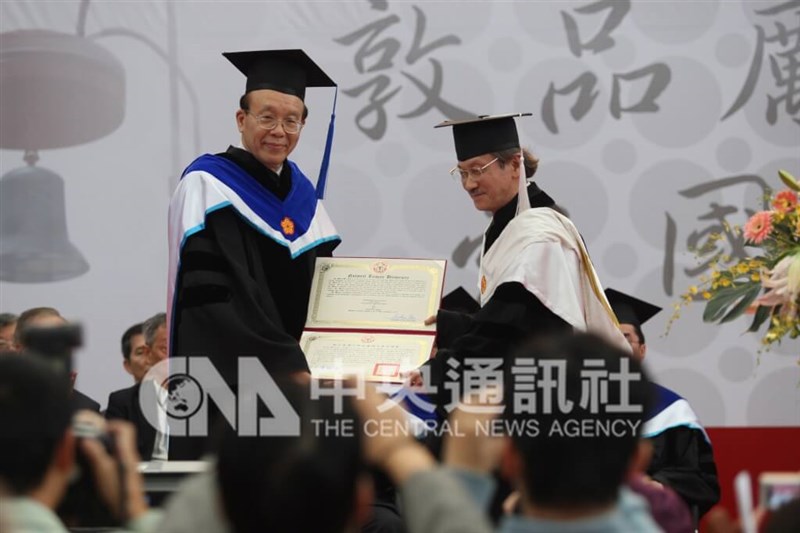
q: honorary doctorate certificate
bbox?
[301,257,446,382]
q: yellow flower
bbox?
[751,273,761,282]
[720,278,732,287]
[736,262,749,274]
[703,291,712,299]
[712,270,721,280]
[689,286,699,295]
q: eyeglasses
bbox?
[247,112,303,134]
[449,157,499,181]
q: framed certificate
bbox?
[302,258,446,382]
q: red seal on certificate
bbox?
[480,275,487,295]
[361,335,375,343]
[280,216,295,236]
[373,363,400,378]
[371,261,388,274]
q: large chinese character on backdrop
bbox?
[335,1,473,140]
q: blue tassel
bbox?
[316,88,338,199]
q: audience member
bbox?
[105,322,158,460]
[399,333,662,533]
[0,354,159,532]
[14,306,101,412]
[142,313,168,366]
[121,323,149,383]
[157,381,378,533]
[606,288,720,520]
[0,312,17,351]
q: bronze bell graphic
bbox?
[0,153,89,282]
[0,29,125,283]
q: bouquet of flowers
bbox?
[670,170,800,349]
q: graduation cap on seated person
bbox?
[223,49,338,199]
[604,288,662,329]
[441,286,480,314]
[435,113,534,214]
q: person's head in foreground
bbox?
[501,332,653,518]
[0,354,72,501]
[216,380,371,533]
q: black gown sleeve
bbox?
[647,426,721,518]
[171,207,310,386]
[435,309,474,350]
[427,282,572,410]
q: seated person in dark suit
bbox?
[106,322,158,460]
[14,306,100,413]
[106,314,168,461]
[0,354,157,530]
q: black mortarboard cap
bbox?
[222,49,336,100]
[441,287,480,314]
[435,113,531,161]
[605,288,662,328]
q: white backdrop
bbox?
[1,0,798,426]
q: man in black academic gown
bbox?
[606,288,721,521]
[417,114,628,417]
[166,49,340,458]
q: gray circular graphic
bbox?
[655,369,727,426]
[375,141,412,179]
[630,0,720,44]
[718,347,755,382]
[715,33,753,68]
[716,137,753,173]
[634,266,720,358]
[324,163,383,252]
[512,1,590,48]
[603,242,639,278]
[600,35,637,72]
[402,59,494,153]
[630,159,719,248]
[309,91,370,154]
[488,37,523,72]
[603,139,637,174]
[743,85,800,147]
[407,2,495,45]
[746,368,800,425]
[630,57,721,148]
[515,58,608,150]
[537,159,609,245]
[402,162,489,257]
[378,245,410,258]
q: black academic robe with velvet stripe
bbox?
[168,147,338,458]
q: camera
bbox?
[18,323,82,376]
[58,414,123,528]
